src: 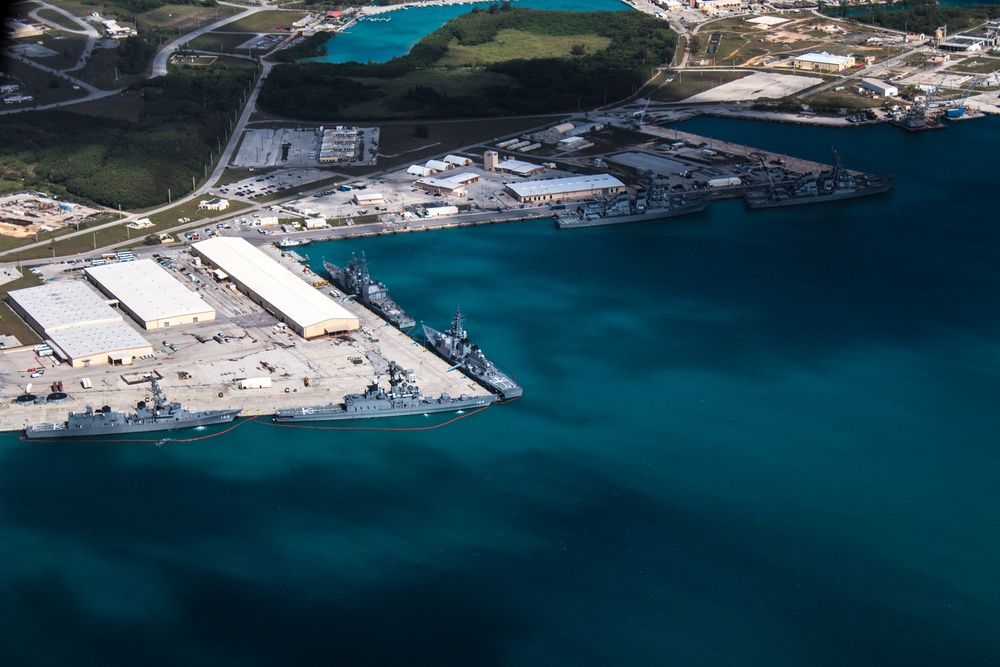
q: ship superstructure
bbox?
[557,174,708,229]
[423,308,522,402]
[24,378,241,439]
[744,150,893,208]
[274,361,492,422]
[324,253,416,329]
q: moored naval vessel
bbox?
[744,150,893,209]
[556,186,708,229]
[24,378,241,439]
[423,308,522,402]
[324,253,416,329]
[274,361,493,422]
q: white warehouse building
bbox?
[192,238,359,339]
[7,281,153,367]
[85,259,216,330]
[504,174,626,203]
[860,78,899,97]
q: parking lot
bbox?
[231,127,379,169]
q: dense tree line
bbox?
[271,33,331,63]
[258,8,675,120]
[0,65,256,209]
[825,2,1000,34]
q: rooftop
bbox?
[85,259,215,325]
[506,174,625,198]
[192,238,357,330]
[796,52,853,65]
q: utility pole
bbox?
[168,188,171,203]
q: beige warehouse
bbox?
[192,237,359,338]
[86,259,216,330]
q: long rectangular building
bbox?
[86,259,216,330]
[504,174,626,203]
[192,238,359,338]
[7,281,152,367]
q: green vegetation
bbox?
[259,8,676,120]
[222,11,310,33]
[833,2,1000,34]
[103,0,216,17]
[0,64,257,210]
[437,29,612,66]
[271,32,332,63]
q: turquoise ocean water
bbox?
[3,4,1000,662]
[307,0,629,64]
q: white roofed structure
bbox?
[425,159,452,172]
[192,238,359,338]
[407,165,435,177]
[85,259,216,330]
[443,155,473,167]
[504,174,626,203]
[495,159,545,177]
[7,282,152,367]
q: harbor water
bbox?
[1,116,998,663]
[307,0,629,64]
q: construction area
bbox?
[231,126,379,169]
[0,192,106,238]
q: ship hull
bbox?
[323,260,415,329]
[423,324,522,401]
[274,396,493,422]
[24,410,242,440]
[557,200,708,229]
[744,181,893,209]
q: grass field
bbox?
[31,34,89,70]
[1,58,89,106]
[437,30,612,67]
[808,89,881,110]
[948,57,1000,74]
[185,32,259,54]
[222,11,310,33]
[138,4,243,31]
[35,8,84,32]
[648,70,749,103]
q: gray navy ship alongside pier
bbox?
[274,361,493,422]
[744,150,893,209]
[24,379,241,440]
[423,308,522,402]
[324,253,416,329]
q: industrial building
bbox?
[694,0,742,14]
[7,282,153,367]
[413,172,480,196]
[198,198,229,211]
[192,238,359,339]
[860,78,899,97]
[503,174,626,203]
[353,192,385,206]
[85,259,216,330]
[494,159,546,177]
[5,19,46,39]
[792,52,855,72]
[443,155,473,167]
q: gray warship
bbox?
[323,253,416,329]
[744,150,893,209]
[423,308,522,402]
[274,361,493,422]
[556,180,708,229]
[24,378,241,440]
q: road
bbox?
[149,2,264,78]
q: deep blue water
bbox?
[2,117,998,663]
[307,0,629,64]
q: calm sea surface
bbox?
[3,12,1000,665]
[307,0,629,63]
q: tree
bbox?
[571,44,587,56]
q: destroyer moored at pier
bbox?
[743,150,893,209]
[274,361,492,422]
[423,308,522,402]
[24,379,241,439]
[324,253,416,329]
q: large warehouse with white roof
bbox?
[191,238,359,338]
[503,174,626,203]
[85,259,216,330]
[7,281,153,367]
